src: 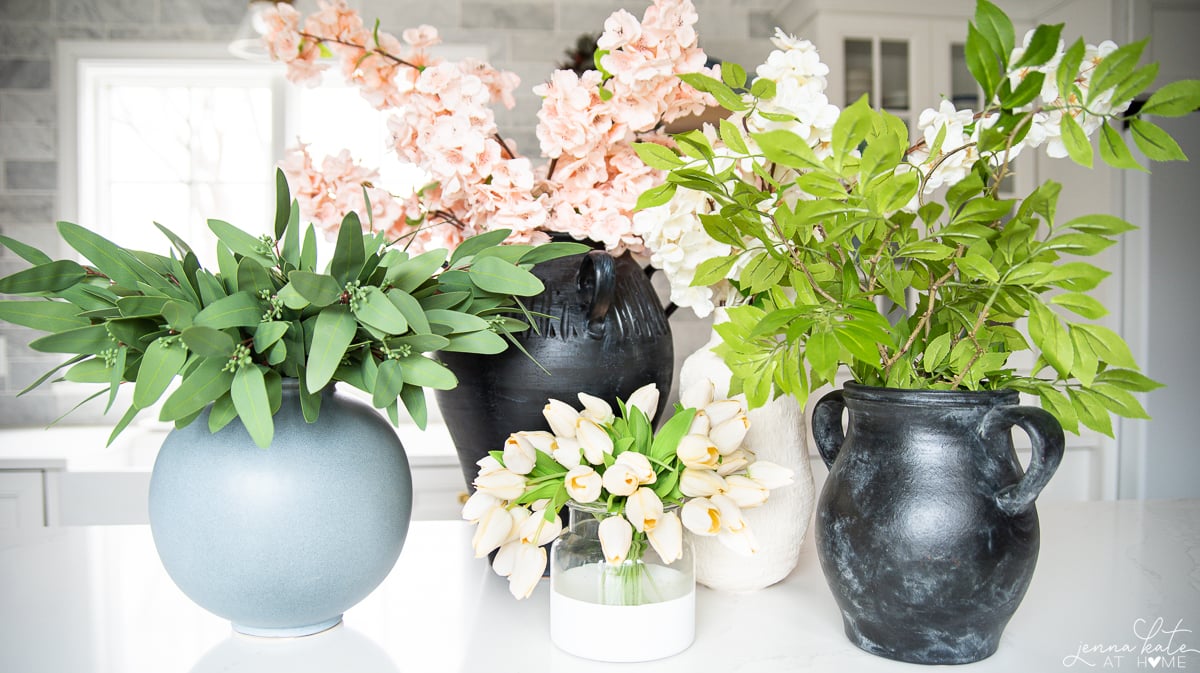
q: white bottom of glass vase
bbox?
[550,564,695,662]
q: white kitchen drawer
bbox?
[0,471,44,529]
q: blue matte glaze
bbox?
[148,382,412,637]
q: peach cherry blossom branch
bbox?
[297,31,421,70]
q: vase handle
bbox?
[980,406,1065,516]
[812,389,846,470]
[577,251,616,338]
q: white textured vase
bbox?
[678,308,816,592]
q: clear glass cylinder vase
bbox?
[549,502,696,662]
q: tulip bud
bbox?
[577,392,614,424]
[680,378,715,410]
[687,410,711,436]
[473,468,527,501]
[476,455,504,475]
[718,525,760,556]
[543,399,580,438]
[601,462,641,496]
[625,486,664,533]
[492,540,518,576]
[704,399,743,427]
[519,510,564,547]
[710,493,748,532]
[681,497,721,535]
[508,542,548,599]
[676,433,720,470]
[553,437,582,469]
[576,417,614,464]
[462,490,500,522]
[502,433,537,475]
[626,383,661,422]
[472,506,515,557]
[598,514,633,564]
[710,412,750,454]
[717,449,752,477]
[614,451,657,485]
[564,465,603,503]
[724,474,770,509]
[516,430,557,454]
[747,460,795,489]
[679,467,727,497]
[646,511,684,563]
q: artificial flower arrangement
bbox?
[631,0,1198,430]
[461,379,793,599]
[263,0,717,255]
[0,171,586,445]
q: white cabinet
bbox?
[0,471,44,529]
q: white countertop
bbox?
[2,499,1198,673]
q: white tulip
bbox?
[602,462,641,496]
[552,437,582,469]
[576,417,614,464]
[676,433,720,470]
[748,460,795,489]
[502,433,537,475]
[543,399,580,438]
[717,449,752,477]
[680,378,715,410]
[472,506,515,558]
[516,430,557,454]
[718,525,760,556]
[508,542,548,599]
[646,511,684,563]
[624,487,664,533]
[710,493,748,532]
[614,451,657,485]
[564,465,603,503]
[626,383,661,422]
[681,497,722,536]
[687,410,711,436]
[704,399,743,427]
[679,468,727,497]
[519,510,564,547]
[710,413,750,454]
[473,468,528,501]
[492,540,519,576]
[577,392,614,424]
[462,490,501,522]
[598,514,634,564]
[476,455,504,475]
[724,474,770,509]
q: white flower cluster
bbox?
[748,29,841,155]
[461,380,793,600]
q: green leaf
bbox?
[752,129,823,170]
[106,403,143,446]
[1070,326,1098,387]
[301,223,318,271]
[193,291,263,329]
[208,393,237,433]
[468,257,543,295]
[719,119,750,155]
[1095,368,1163,392]
[281,200,301,268]
[162,301,198,331]
[516,242,589,266]
[750,78,776,100]
[692,255,739,287]
[0,234,52,265]
[632,142,683,170]
[133,338,187,408]
[648,408,697,463]
[956,253,1000,283]
[1098,121,1145,171]
[896,241,955,260]
[57,222,159,289]
[1089,38,1147,105]
[1051,292,1108,319]
[966,22,1001,100]
[0,300,88,332]
[1043,261,1110,291]
[635,181,678,211]
[1028,302,1073,377]
[1059,112,1093,168]
[448,229,510,267]
[207,219,272,266]
[232,365,273,447]
[1074,323,1137,368]
[1069,388,1113,437]
[441,330,507,354]
[1006,71,1046,109]
[1039,388,1080,434]
[1130,119,1188,162]
[306,305,356,391]
[253,321,290,353]
[355,286,409,334]
[331,212,365,284]
[1040,232,1114,256]
[399,354,458,390]
[181,325,236,358]
[160,358,234,422]
[400,384,428,430]
[975,0,1015,60]
[1056,39,1086,102]
[806,329,839,383]
[372,358,405,408]
[384,249,447,292]
[29,324,112,354]
[288,271,343,307]
[1142,80,1200,117]
[1112,63,1159,109]
[392,333,451,352]
[922,332,952,373]
[273,168,291,240]
[1091,382,1150,420]
[236,257,273,297]
[63,358,111,383]
[720,61,747,89]
[117,296,170,318]
[0,260,87,294]
[1012,23,1063,69]
[678,72,747,111]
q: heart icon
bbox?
[1149,656,1162,668]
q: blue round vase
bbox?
[148,381,412,637]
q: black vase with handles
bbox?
[811,382,1065,665]
[436,244,672,489]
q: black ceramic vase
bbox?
[811,383,1065,665]
[436,246,672,488]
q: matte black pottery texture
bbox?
[811,383,1064,665]
[437,247,672,488]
